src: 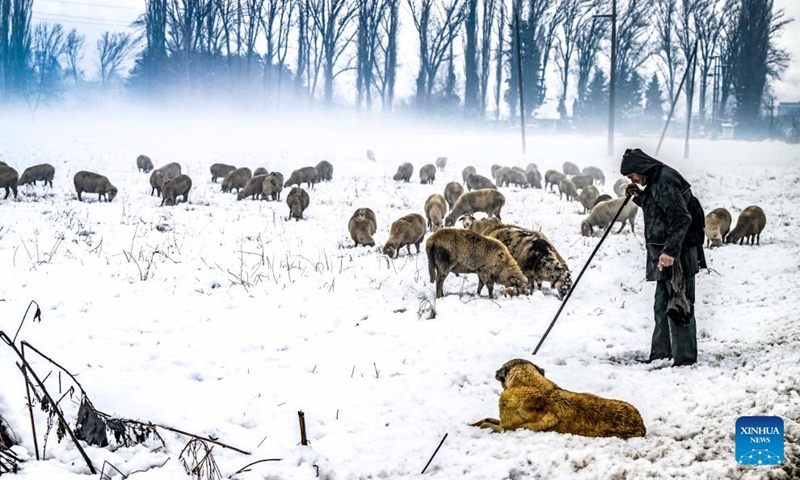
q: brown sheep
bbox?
[562,161,581,177]
[286,187,310,221]
[462,166,477,185]
[705,207,732,248]
[221,167,252,193]
[260,172,284,201]
[315,160,333,181]
[160,162,182,180]
[582,166,606,185]
[348,208,377,247]
[136,155,154,173]
[0,165,19,199]
[253,167,268,177]
[161,174,192,206]
[579,185,600,213]
[424,194,447,232]
[149,169,166,197]
[419,163,436,184]
[726,206,766,245]
[284,166,319,189]
[445,189,505,227]
[581,197,639,236]
[435,156,448,171]
[444,181,464,210]
[466,173,497,191]
[383,213,426,258]
[545,170,566,191]
[425,228,530,299]
[18,163,55,188]
[559,178,579,201]
[237,174,268,200]
[210,163,237,183]
[74,171,117,202]
[393,162,414,182]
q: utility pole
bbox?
[513,0,527,154]
[594,0,617,157]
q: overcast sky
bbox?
[30,0,800,103]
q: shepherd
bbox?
[621,148,706,367]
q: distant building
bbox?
[777,102,800,117]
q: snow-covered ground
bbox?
[0,108,797,479]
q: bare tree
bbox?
[375,0,399,111]
[492,0,505,119]
[693,0,723,123]
[654,0,680,104]
[463,0,479,116]
[717,0,738,119]
[29,21,64,107]
[614,0,652,84]
[356,0,387,110]
[241,0,264,78]
[96,31,138,87]
[478,0,495,115]
[2,0,34,97]
[307,0,358,105]
[555,0,592,117]
[573,0,607,119]
[63,28,84,86]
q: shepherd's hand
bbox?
[658,254,675,271]
[625,183,641,197]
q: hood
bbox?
[620,148,664,176]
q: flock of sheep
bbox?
[0,151,767,300]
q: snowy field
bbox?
[0,108,798,480]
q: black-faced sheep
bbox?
[704,207,732,248]
[210,163,237,183]
[559,178,579,201]
[726,206,766,245]
[222,167,252,193]
[435,156,448,171]
[18,163,55,188]
[383,213,426,258]
[444,189,505,227]
[425,228,530,299]
[466,173,497,191]
[444,181,464,210]
[284,166,319,189]
[0,165,19,199]
[393,162,414,182]
[286,187,310,221]
[348,208,377,247]
[74,171,117,202]
[420,164,437,184]
[237,174,268,201]
[149,169,166,197]
[136,155,154,173]
[581,197,638,236]
[160,162,182,180]
[161,174,192,206]
[462,166,477,185]
[562,162,580,176]
[579,185,600,213]
[582,166,605,185]
[424,194,447,232]
[315,160,333,181]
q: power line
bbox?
[38,0,143,10]
[32,15,135,28]
[33,10,138,23]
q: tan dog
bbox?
[471,359,646,439]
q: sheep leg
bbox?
[477,278,485,296]
[435,274,446,298]
[616,221,626,234]
[757,233,761,245]
[486,281,495,299]
[406,244,412,256]
[415,241,422,253]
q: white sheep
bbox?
[580,197,638,236]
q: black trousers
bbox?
[651,275,697,365]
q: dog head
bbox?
[495,359,545,389]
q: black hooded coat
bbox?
[620,149,706,282]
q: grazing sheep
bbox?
[491,164,503,176]
[237,174,268,200]
[579,185,600,213]
[726,206,766,245]
[526,168,543,189]
[581,197,638,236]
[445,189,505,227]
[593,194,612,207]
[613,178,628,197]
[462,166,477,185]
[160,162,182,180]
[420,163,437,184]
[435,156,448,171]
[260,172,284,201]
[545,170,567,191]
[582,166,606,185]
[460,214,504,235]
[526,163,538,173]
[253,167,268,177]
[18,163,55,187]
[493,166,510,186]
[705,207,732,248]
[221,167,252,193]
[367,149,376,161]
[284,166,319,189]
[315,160,333,181]
[424,194,447,232]
[0,165,19,199]
[348,208,377,247]
[149,169,166,197]
[73,171,117,202]
[563,161,581,176]
[161,174,192,206]
[286,187,310,221]
[444,181,464,210]
[383,213,426,258]
[504,168,529,188]
[210,163,236,183]
[466,173,497,191]
[570,174,594,190]
[393,162,414,182]
[559,178,579,201]
[425,228,530,299]
[136,155,154,173]
[488,226,572,299]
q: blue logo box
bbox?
[735,416,784,465]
